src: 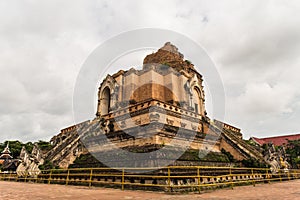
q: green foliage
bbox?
[244,139,257,147]
[241,157,268,168]
[185,60,192,65]
[293,157,300,165]
[286,139,300,168]
[25,142,34,153]
[221,148,235,162]
[179,149,200,161]
[0,141,23,158]
[201,151,229,162]
[0,140,52,158]
[39,160,54,170]
[36,140,52,152]
[69,153,106,168]
[262,143,268,151]
[180,149,230,162]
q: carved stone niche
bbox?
[166,118,174,126]
[135,119,142,125]
[149,113,160,122]
[191,124,197,130]
[120,121,126,128]
[180,122,187,128]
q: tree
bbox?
[0,141,23,158]
[36,140,52,152]
[286,139,300,168]
[0,140,52,158]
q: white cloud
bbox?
[235,82,295,115]
[0,0,300,141]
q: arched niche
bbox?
[192,86,203,115]
[100,87,111,115]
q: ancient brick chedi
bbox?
[44,42,264,169]
[94,42,208,151]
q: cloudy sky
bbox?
[1,0,300,142]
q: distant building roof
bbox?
[251,133,300,146]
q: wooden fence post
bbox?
[229,167,233,189]
[278,169,282,182]
[48,169,52,184]
[89,169,93,187]
[122,169,125,191]
[66,169,70,185]
[168,167,171,192]
[24,171,28,182]
[197,167,201,193]
[8,171,11,181]
[251,169,255,187]
[266,169,270,184]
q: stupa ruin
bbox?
[41,42,265,169]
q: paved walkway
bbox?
[1,180,300,200]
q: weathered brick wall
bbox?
[220,138,247,161]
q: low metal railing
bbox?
[1,166,300,192]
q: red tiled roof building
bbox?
[250,134,300,146]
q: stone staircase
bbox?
[43,117,266,169]
[213,125,264,161]
[44,122,91,168]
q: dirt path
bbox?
[1,180,300,200]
